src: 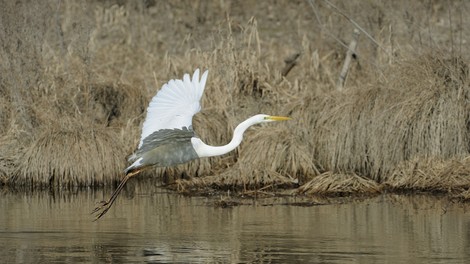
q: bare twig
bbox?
[281,52,301,77]
[337,29,360,91]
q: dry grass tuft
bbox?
[0,136,19,186]
[236,126,320,184]
[14,123,127,188]
[296,172,382,197]
[289,54,470,183]
[385,157,470,193]
[453,189,470,202]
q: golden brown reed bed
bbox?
[386,157,470,193]
[300,55,470,183]
[2,1,470,198]
[297,172,382,197]
[14,123,127,188]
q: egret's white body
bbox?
[93,69,290,220]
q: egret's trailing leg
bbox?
[92,169,141,221]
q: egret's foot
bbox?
[92,200,112,221]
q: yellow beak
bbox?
[267,116,291,121]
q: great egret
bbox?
[92,69,290,220]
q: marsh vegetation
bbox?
[1,1,469,199]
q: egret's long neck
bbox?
[192,116,261,158]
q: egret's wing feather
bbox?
[132,127,196,162]
[138,69,208,148]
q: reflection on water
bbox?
[1,182,470,263]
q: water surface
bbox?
[1,184,469,263]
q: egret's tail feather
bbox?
[124,157,144,175]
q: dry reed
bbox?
[286,54,470,183]
[296,172,382,196]
[14,122,127,187]
[453,189,470,202]
[385,157,470,193]
[0,136,18,186]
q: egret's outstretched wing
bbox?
[138,69,208,148]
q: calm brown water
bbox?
[0,184,469,263]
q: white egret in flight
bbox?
[92,69,290,220]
